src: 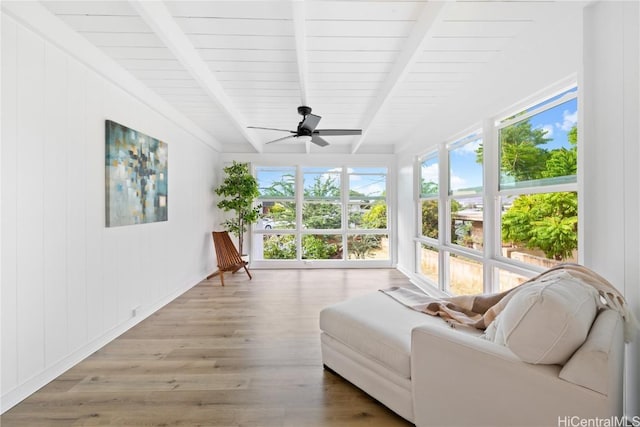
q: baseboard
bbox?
[1,274,206,413]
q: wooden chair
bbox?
[206,231,252,286]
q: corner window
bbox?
[497,88,578,269]
[415,85,578,295]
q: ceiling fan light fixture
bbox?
[298,135,312,143]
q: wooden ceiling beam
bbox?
[292,0,309,107]
[350,1,450,154]
[130,0,263,153]
[291,0,311,154]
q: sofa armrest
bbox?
[410,324,615,427]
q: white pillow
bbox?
[491,271,597,365]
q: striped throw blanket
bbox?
[381,263,638,342]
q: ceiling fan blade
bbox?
[314,129,362,136]
[265,135,297,145]
[248,126,295,133]
[300,113,321,132]
[311,135,330,147]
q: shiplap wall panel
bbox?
[43,43,70,367]
[1,14,219,411]
[1,15,19,394]
[166,133,191,288]
[16,25,46,383]
[102,224,119,332]
[84,70,106,342]
[65,58,89,353]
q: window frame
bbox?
[414,82,579,295]
[252,164,392,268]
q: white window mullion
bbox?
[341,166,349,260]
[296,165,304,260]
[482,118,499,293]
[438,142,449,290]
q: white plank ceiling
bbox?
[41,0,586,154]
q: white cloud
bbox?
[450,174,466,190]
[421,163,439,183]
[536,123,558,138]
[557,109,578,131]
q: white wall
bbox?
[1,14,219,411]
[395,151,416,278]
[582,0,640,416]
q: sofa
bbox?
[319,276,625,426]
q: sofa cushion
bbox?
[559,309,623,395]
[320,291,476,379]
[489,271,597,365]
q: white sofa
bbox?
[319,290,624,426]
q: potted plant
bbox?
[215,161,261,256]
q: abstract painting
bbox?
[105,120,168,227]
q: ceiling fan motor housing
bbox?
[297,105,312,116]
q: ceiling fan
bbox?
[248,106,362,147]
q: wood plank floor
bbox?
[2,269,416,426]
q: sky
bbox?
[422,95,578,193]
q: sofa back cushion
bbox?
[489,271,597,365]
[559,309,624,396]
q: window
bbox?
[497,88,578,268]
[418,243,438,284]
[347,168,388,260]
[419,154,439,239]
[447,252,483,296]
[498,91,577,190]
[257,167,296,230]
[253,165,390,265]
[303,167,342,230]
[448,132,483,250]
[256,167,297,260]
[415,85,578,295]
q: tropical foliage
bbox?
[215,161,261,255]
[488,121,578,260]
[261,173,386,260]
